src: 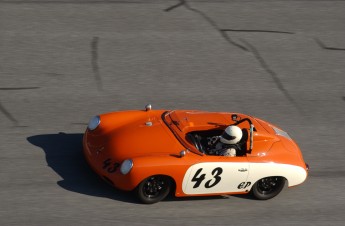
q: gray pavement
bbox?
[1,0,345,225]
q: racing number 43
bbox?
[192,167,223,189]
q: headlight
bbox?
[88,115,100,131]
[120,159,133,175]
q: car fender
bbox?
[246,162,307,190]
[127,154,200,194]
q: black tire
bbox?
[251,176,286,200]
[136,175,171,204]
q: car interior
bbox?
[186,128,248,156]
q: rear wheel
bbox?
[251,176,285,200]
[136,175,171,204]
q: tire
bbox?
[251,176,286,200]
[136,175,171,204]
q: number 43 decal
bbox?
[192,167,223,189]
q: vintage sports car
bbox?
[83,105,309,204]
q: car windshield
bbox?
[162,110,256,156]
[162,111,200,155]
[162,110,233,155]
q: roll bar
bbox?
[232,115,255,153]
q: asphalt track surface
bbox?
[1,0,345,225]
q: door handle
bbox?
[238,168,248,172]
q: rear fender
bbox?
[246,162,307,189]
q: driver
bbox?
[207,125,243,157]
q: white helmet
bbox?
[220,125,242,144]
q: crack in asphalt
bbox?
[239,38,302,113]
[183,1,249,51]
[165,0,301,113]
[91,36,103,91]
[240,39,288,96]
[0,87,40,90]
[314,38,345,51]
[0,101,18,126]
[0,87,40,126]
[165,0,248,51]
[220,29,295,34]
[164,0,185,11]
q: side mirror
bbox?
[179,150,186,157]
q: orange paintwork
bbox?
[83,109,308,197]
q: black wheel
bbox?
[136,175,171,204]
[251,176,285,200]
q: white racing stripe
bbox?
[182,162,307,195]
[182,162,249,195]
[247,163,307,188]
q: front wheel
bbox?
[136,175,171,204]
[251,176,286,200]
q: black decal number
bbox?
[103,158,120,173]
[205,167,223,188]
[191,167,223,189]
[191,168,206,188]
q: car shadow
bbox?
[27,132,254,204]
[27,132,138,204]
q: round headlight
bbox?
[88,115,100,131]
[120,159,133,175]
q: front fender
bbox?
[123,153,199,195]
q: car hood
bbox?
[86,110,185,161]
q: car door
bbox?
[182,156,250,195]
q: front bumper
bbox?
[82,131,135,191]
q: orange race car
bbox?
[83,105,309,204]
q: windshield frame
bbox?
[161,110,204,156]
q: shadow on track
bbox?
[27,133,254,204]
[27,132,138,203]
